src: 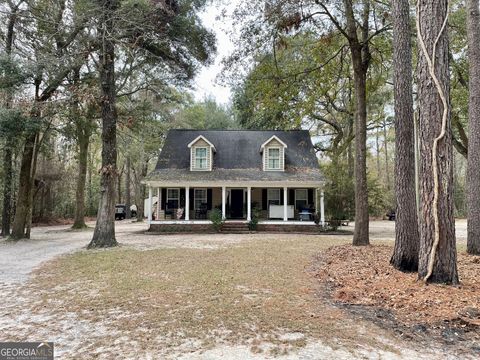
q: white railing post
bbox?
[185,186,190,221]
[148,186,153,224]
[247,186,252,221]
[222,186,226,220]
[283,187,288,222]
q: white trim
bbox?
[266,147,281,170]
[260,135,288,149]
[148,187,153,224]
[320,190,325,226]
[193,147,209,170]
[247,186,252,221]
[149,220,316,225]
[187,135,216,151]
[295,189,308,210]
[185,186,190,221]
[221,186,226,220]
[145,181,324,188]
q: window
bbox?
[195,147,208,169]
[194,188,207,210]
[267,148,280,169]
[295,189,308,210]
[167,188,179,209]
[267,189,281,206]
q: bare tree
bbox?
[466,0,480,255]
[390,0,420,271]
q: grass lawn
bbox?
[29,234,403,357]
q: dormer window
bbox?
[195,147,208,169]
[188,135,216,171]
[261,135,287,171]
[267,148,280,169]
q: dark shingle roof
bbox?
[146,130,323,183]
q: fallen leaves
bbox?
[316,245,480,328]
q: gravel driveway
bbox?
[0,219,469,285]
[0,221,147,284]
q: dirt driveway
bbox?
[0,220,469,359]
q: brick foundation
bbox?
[148,224,214,233]
[255,224,320,233]
[148,223,322,234]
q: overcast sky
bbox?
[192,1,240,105]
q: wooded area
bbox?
[0,0,479,285]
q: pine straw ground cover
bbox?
[315,245,480,355]
[18,236,428,358]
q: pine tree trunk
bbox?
[466,0,480,255]
[352,61,369,246]
[88,0,119,249]
[383,119,390,191]
[345,0,371,246]
[417,0,458,283]
[125,156,131,219]
[390,0,420,271]
[73,131,89,229]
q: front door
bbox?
[230,189,244,219]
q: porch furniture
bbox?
[176,207,184,220]
[299,210,313,221]
[269,204,294,219]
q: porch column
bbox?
[222,186,226,220]
[185,186,190,221]
[148,186,153,224]
[247,186,252,221]
[283,187,288,222]
[320,190,325,226]
[157,187,161,220]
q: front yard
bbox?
[0,222,469,359]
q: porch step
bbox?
[220,223,251,233]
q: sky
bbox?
[192,1,240,105]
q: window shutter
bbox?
[262,189,267,210]
[289,189,295,205]
[180,188,185,208]
[207,189,212,210]
[308,189,314,206]
[161,188,166,210]
[280,189,284,204]
[189,188,194,210]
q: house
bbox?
[143,129,325,232]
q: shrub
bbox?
[209,208,224,232]
[248,207,261,231]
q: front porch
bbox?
[145,185,325,225]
